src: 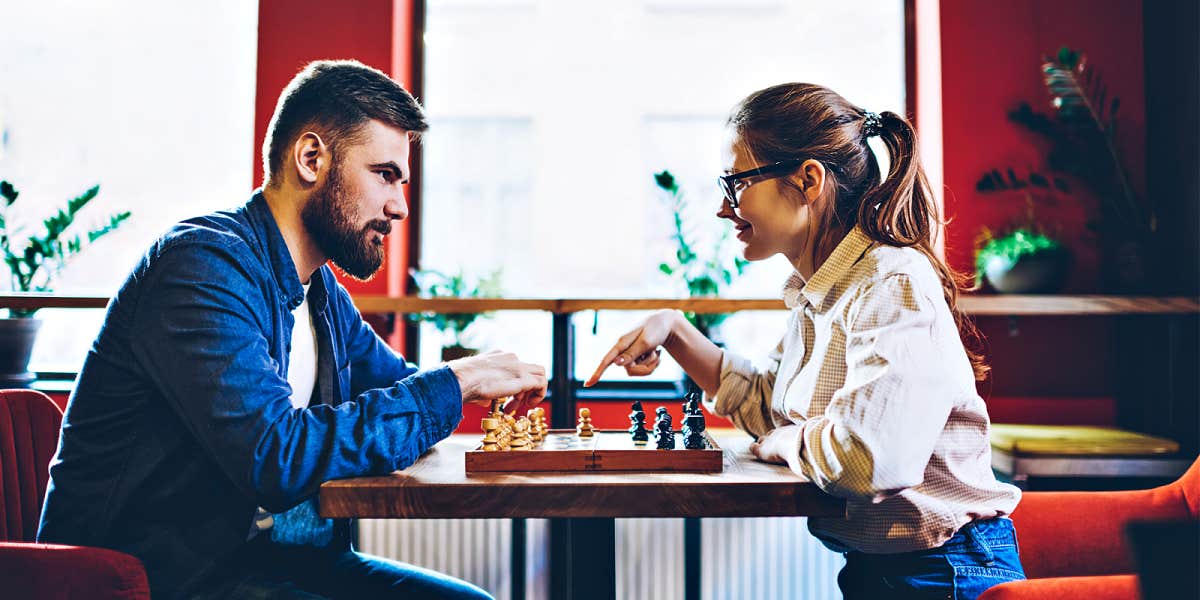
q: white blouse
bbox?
[707,226,1020,554]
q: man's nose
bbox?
[386,189,409,221]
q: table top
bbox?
[319,431,846,519]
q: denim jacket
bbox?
[38,192,462,598]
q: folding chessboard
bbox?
[465,429,724,473]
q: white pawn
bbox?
[577,407,594,437]
[510,417,532,451]
[480,417,500,452]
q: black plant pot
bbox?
[982,247,1072,294]
[0,317,42,387]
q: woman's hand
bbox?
[749,425,802,466]
[584,310,680,387]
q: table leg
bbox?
[511,518,525,600]
[684,517,701,600]
[550,518,615,600]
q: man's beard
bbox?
[301,162,391,281]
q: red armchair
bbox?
[0,389,150,599]
[980,456,1200,599]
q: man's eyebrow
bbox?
[370,162,405,180]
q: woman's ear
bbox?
[790,159,826,204]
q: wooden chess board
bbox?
[464,429,724,473]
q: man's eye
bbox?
[377,171,394,183]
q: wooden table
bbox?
[320,431,844,600]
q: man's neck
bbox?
[261,183,326,285]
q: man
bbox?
[38,60,544,599]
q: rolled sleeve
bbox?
[703,342,781,439]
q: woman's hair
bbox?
[728,83,988,381]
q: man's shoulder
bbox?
[154,206,256,256]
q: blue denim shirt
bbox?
[37,192,462,598]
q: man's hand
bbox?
[447,350,548,415]
[749,425,802,466]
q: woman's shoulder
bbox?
[849,243,941,292]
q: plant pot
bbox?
[0,317,42,387]
[440,344,479,362]
[1103,234,1154,294]
[982,247,1071,294]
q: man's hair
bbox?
[262,59,429,187]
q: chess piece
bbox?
[499,413,517,451]
[510,417,532,450]
[527,407,547,444]
[481,417,501,452]
[628,401,649,443]
[683,412,706,449]
[654,407,675,449]
[577,407,594,437]
[681,390,706,449]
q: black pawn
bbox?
[683,413,706,449]
[629,402,649,443]
[654,407,674,449]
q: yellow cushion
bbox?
[990,424,1179,457]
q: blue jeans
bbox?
[838,518,1026,600]
[185,536,493,600]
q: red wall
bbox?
[940,0,1145,292]
[254,0,416,348]
[939,0,1145,423]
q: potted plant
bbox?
[1007,46,1154,292]
[975,224,1070,294]
[0,180,131,385]
[654,170,748,341]
[408,267,503,361]
[973,168,1074,293]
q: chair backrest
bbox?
[1180,456,1200,519]
[0,389,63,541]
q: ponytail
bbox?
[859,112,989,381]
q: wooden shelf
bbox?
[1,293,1196,316]
[959,295,1200,316]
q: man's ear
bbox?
[292,131,327,186]
[790,159,827,204]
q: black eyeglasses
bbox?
[717,159,805,208]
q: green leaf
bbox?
[0,181,17,206]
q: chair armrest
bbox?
[978,574,1139,600]
[0,542,150,600]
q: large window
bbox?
[418,0,906,378]
[0,1,258,371]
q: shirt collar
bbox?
[782,226,875,310]
[245,190,307,311]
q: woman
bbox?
[585,83,1025,599]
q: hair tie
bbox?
[862,111,883,138]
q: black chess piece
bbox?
[683,412,706,449]
[654,408,674,449]
[629,402,649,443]
[683,389,701,415]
